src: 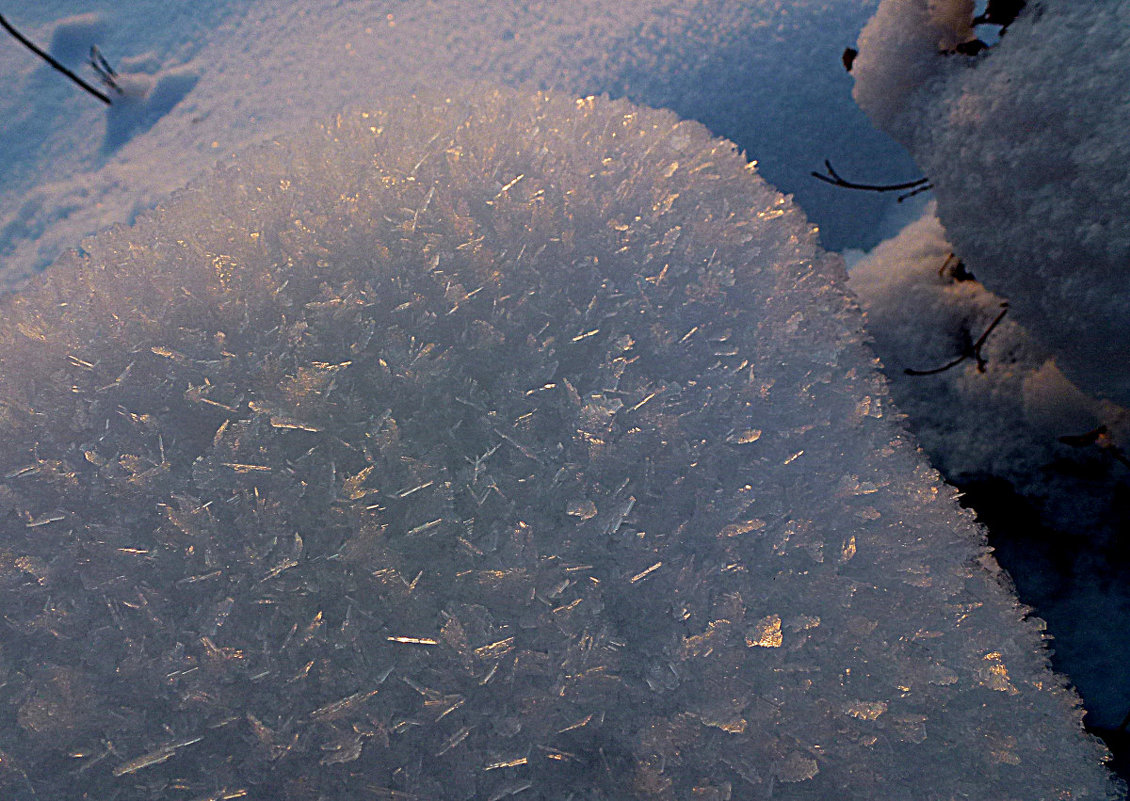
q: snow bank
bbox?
[850,204,1129,485]
[851,0,976,136]
[0,89,1117,799]
[852,0,1130,406]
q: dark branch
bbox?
[902,352,968,377]
[1058,425,1130,470]
[967,303,1009,370]
[938,252,975,282]
[811,160,932,202]
[0,13,111,105]
[905,303,1009,376]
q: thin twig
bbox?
[904,303,1009,376]
[938,252,975,281]
[0,13,111,105]
[811,160,932,202]
[903,352,968,377]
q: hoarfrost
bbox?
[0,88,1118,798]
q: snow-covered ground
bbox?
[0,0,914,285]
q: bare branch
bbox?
[811,160,932,202]
[905,303,1009,376]
[1058,425,1130,470]
[0,13,111,105]
[90,45,123,96]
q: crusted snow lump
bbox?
[0,89,1118,799]
[851,0,1130,406]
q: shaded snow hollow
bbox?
[0,89,1118,799]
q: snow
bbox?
[852,0,1130,406]
[850,206,1130,727]
[2,0,1129,793]
[848,0,1130,732]
[850,204,1120,485]
[851,0,976,135]
[0,0,916,282]
[0,86,1119,799]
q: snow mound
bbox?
[45,13,108,64]
[850,204,1128,509]
[852,0,1130,405]
[851,0,976,136]
[850,206,1130,727]
[0,89,1117,799]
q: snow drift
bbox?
[852,0,1130,406]
[850,204,1130,729]
[0,89,1117,799]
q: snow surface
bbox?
[4,0,1129,792]
[0,87,1118,800]
[850,0,976,136]
[851,204,1130,727]
[851,204,1126,485]
[0,0,917,283]
[852,0,1130,406]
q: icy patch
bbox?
[0,89,1117,799]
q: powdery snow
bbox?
[849,0,1130,731]
[850,204,1126,485]
[850,206,1130,725]
[0,0,914,283]
[852,0,1130,406]
[851,0,977,135]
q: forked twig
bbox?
[0,13,111,104]
[904,303,1009,376]
[90,45,123,96]
[811,160,933,202]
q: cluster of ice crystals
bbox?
[0,89,1118,799]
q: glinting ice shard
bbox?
[0,88,1119,799]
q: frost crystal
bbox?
[0,89,1117,799]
